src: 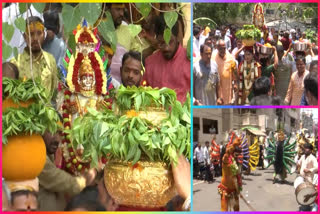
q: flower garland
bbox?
[88,52,107,95]
[238,61,259,104]
[75,26,98,44]
[61,88,113,174]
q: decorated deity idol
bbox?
[252,3,265,30]
[58,21,114,175]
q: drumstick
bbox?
[240,193,256,211]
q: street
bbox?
[193,166,300,211]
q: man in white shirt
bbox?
[297,143,318,183]
[193,25,201,59]
[221,26,232,53]
[194,143,206,180]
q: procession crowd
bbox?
[2,3,191,212]
[193,24,318,106]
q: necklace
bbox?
[238,61,259,104]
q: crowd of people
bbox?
[193,131,318,211]
[193,24,318,106]
[2,3,191,212]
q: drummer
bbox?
[296,143,318,183]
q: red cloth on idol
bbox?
[143,44,190,103]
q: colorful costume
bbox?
[238,59,262,105]
[218,134,242,211]
[210,138,221,176]
[265,131,297,183]
[58,21,114,175]
[239,134,260,171]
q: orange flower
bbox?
[126,110,139,118]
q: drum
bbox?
[294,177,317,205]
[294,176,304,189]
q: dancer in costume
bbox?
[264,131,297,184]
[218,134,242,211]
[238,134,260,173]
[210,136,221,177]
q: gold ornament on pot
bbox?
[104,159,176,208]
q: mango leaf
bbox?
[134,94,142,111]
[3,22,14,42]
[137,3,151,18]
[132,147,141,165]
[126,143,138,161]
[98,11,117,52]
[14,17,26,33]
[32,3,45,13]
[62,4,81,36]
[19,3,28,14]
[164,11,178,29]
[128,24,142,38]
[2,41,12,61]
[79,3,101,26]
[163,28,171,45]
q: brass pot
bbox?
[123,106,168,126]
[104,159,176,208]
[242,39,256,47]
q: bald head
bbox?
[217,39,226,58]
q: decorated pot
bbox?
[124,106,168,125]
[104,159,176,208]
[2,134,47,181]
[242,39,256,47]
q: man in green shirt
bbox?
[10,16,58,100]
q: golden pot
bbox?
[242,39,256,47]
[104,159,176,208]
[123,106,168,126]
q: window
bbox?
[266,9,275,15]
[193,117,200,142]
[193,117,200,130]
[203,118,218,134]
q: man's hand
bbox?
[303,168,310,173]
[304,194,312,203]
[84,168,97,186]
[217,98,224,105]
[172,154,191,200]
